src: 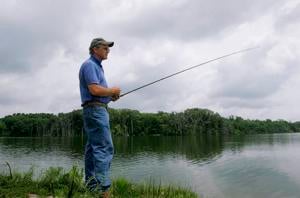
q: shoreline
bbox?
[0,165,198,198]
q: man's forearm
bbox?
[88,84,113,97]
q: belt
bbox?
[81,101,108,109]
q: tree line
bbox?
[0,108,299,137]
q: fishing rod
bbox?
[120,46,258,97]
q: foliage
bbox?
[223,116,297,134]
[111,178,198,198]
[0,108,298,137]
[0,165,198,198]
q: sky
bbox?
[0,0,299,121]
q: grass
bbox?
[0,164,198,198]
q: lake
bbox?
[1,133,300,198]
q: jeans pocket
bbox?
[90,107,109,128]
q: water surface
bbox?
[1,133,300,198]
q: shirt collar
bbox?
[91,55,102,67]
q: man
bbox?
[79,38,121,197]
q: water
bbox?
[1,133,300,198]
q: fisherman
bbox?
[79,38,121,197]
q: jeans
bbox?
[83,106,114,191]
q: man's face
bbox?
[93,45,110,60]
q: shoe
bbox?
[101,191,110,198]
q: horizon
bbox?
[1,106,298,123]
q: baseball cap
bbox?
[90,38,114,49]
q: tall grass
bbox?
[111,178,198,198]
[0,164,198,198]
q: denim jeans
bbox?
[83,106,114,192]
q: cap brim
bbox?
[103,41,114,47]
[108,41,114,47]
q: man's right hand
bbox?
[110,87,121,97]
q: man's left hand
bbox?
[111,95,120,101]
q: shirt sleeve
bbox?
[83,62,101,85]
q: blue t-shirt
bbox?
[79,55,111,105]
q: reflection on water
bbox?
[1,133,300,198]
[114,135,224,162]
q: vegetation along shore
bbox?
[0,108,299,137]
[0,165,198,198]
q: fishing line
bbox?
[120,46,259,98]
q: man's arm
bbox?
[88,84,121,97]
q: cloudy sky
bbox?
[1,0,299,121]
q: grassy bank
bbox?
[0,165,198,198]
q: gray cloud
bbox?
[275,2,300,30]
[0,0,299,121]
[0,0,86,73]
[213,98,272,111]
[207,40,300,113]
[0,95,19,106]
[105,0,284,41]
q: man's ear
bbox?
[92,47,96,54]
